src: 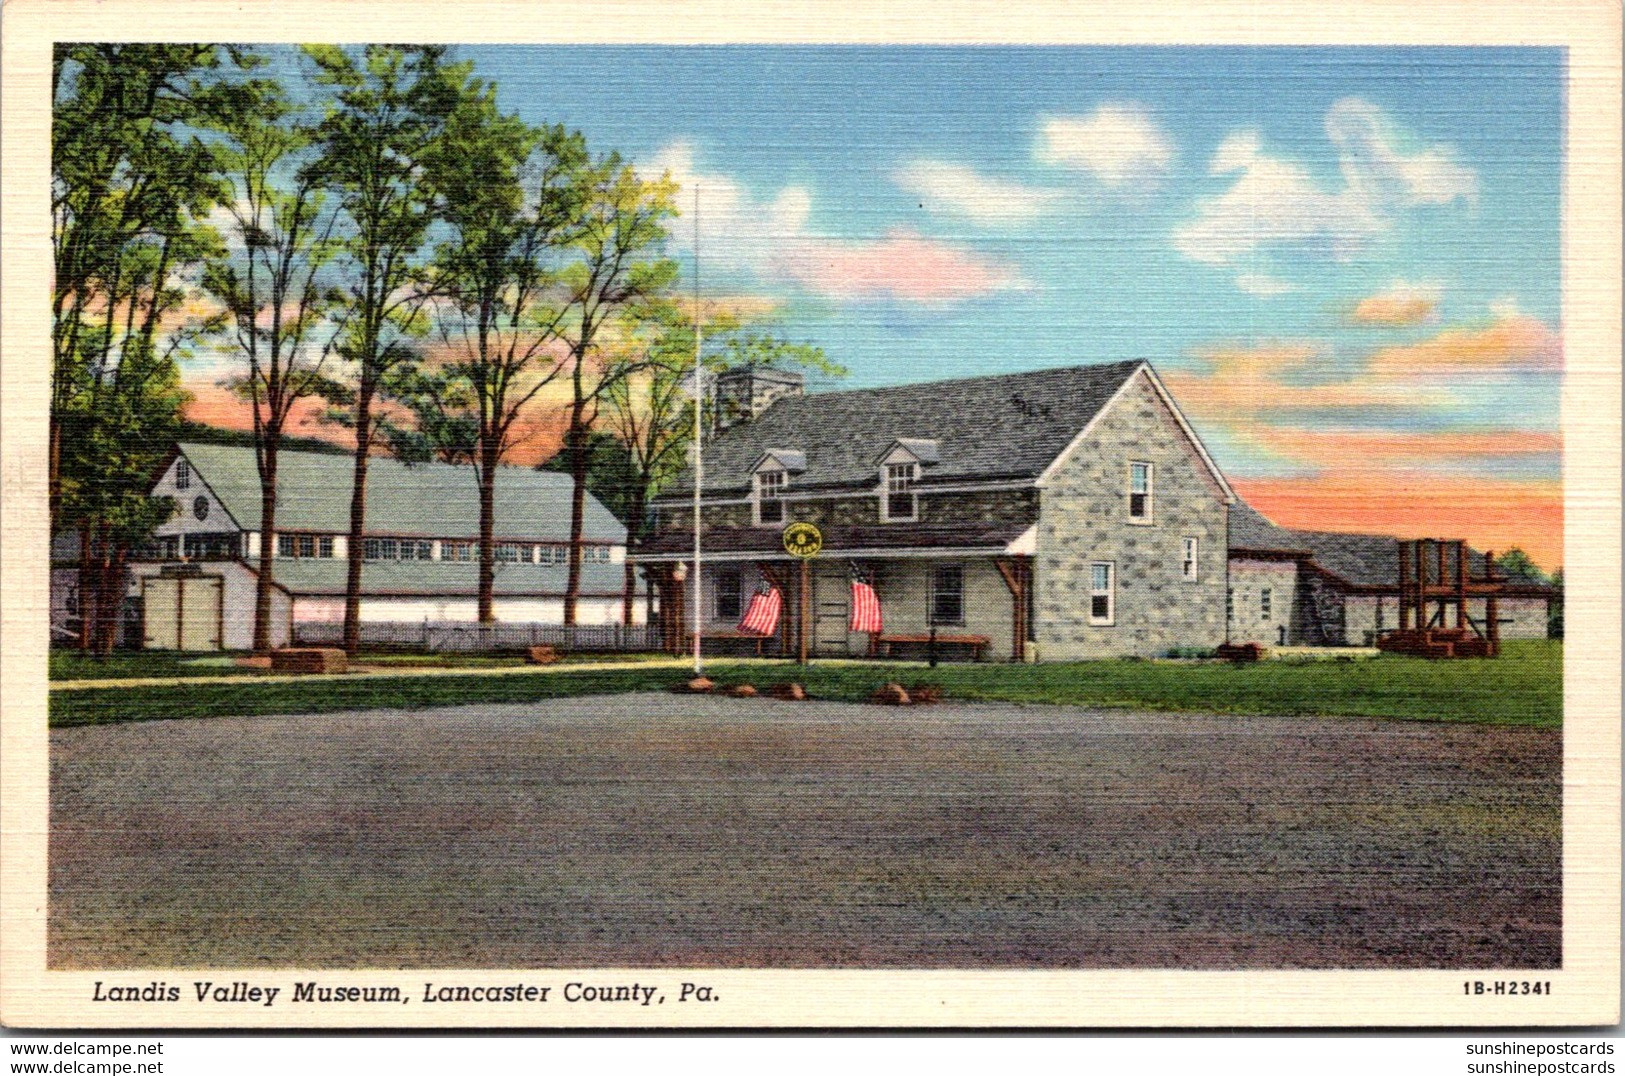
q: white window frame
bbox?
[1181,536,1199,581]
[1261,587,1273,622]
[881,461,918,523]
[754,468,787,526]
[1089,561,1116,626]
[1128,461,1153,524]
[174,458,191,490]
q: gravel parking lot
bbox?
[50,693,1560,969]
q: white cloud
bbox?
[1035,104,1176,189]
[1174,100,1478,294]
[1174,131,1384,266]
[649,141,1029,304]
[892,159,1059,223]
[1326,98,1477,208]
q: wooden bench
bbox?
[874,633,991,662]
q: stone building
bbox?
[633,360,1237,660]
[1226,501,1555,646]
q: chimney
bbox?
[712,366,803,436]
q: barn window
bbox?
[1090,562,1116,625]
[277,533,295,557]
[1128,462,1153,522]
[1261,587,1273,621]
[1181,536,1199,581]
[318,536,334,558]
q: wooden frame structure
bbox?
[1380,538,1504,658]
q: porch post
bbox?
[798,557,810,664]
[993,556,1027,662]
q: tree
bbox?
[1494,548,1549,584]
[548,155,679,625]
[305,45,461,654]
[203,72,344,651]
[410,83,583,621]
[51,45,239,654]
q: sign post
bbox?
[782,523,822,665]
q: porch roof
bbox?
[630,522,1032,562]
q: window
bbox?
[318,535,334,558]
[278,533,295,558]
[929,564,964,625]
[1181,536,1199,581]
[1226,587,1234,622]
[496,542,524,563]
[444,541,475,562]
[1090,562,1115,625]
[883,462,917,522]
[298,534,316,558]
[715,569,743,620]
[755,469,786,525]
[1129,462,1153,522]
[1261,587,1273,621]
[375,538,399,561]
[175,458,191,490]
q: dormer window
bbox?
[755,469,786,525]
[882,462,917,522]
[1129,461,1153,523]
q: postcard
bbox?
[2,0,1619,1029]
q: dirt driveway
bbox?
[50,694,1560,969]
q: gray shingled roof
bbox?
[177,442,626,542]
[663,360,1147,497]
[265,558,638,597]
[1228,502,1550,590]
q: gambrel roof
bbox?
[663,360,1229,497]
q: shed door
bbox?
[178,577,223,651]
[143,576,223,651]
[143,578,180,649]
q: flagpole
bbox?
[691,185,704,677]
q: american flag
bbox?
[849,565,883,633]
[738,585,782,636]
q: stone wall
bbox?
[1226,559,1299,648]
[1033,371,1228,659]
[657,486,1037,534]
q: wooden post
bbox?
[1455,540,1468,629]
[1398,541,1411,630]
[798,557,810,664]
[1414,540,1427,629]
[993,556,1027,663]
[1484,549,1500,657]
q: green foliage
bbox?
[539,431,644,526]
[1494,548,1549,584]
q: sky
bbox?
[188,45,1566,568]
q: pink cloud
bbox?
[773,229,1029,304]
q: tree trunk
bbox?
[95,544,128,658]
[562,410,588,626]
[342,387,373,655]
[76,520,94,651]
[477,438,498,623]
[621,484,646,626]
[252,437,280,653]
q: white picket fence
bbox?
[292,620,663,653]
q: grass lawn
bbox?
[48,639,1561,728]
[48,647,674,681]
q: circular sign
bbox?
[192,495,210,521]
[782,521,822,559]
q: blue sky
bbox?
[453,46,1566,564]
